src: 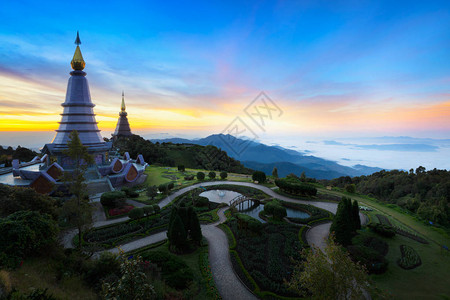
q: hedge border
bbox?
[199,249,222,300]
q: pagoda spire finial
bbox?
[121,91,126,112]
[71,31,85,71]
[75,30,81,45]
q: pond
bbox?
[199,189,311,223]
[199,189,243,204]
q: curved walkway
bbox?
[63,180,366,300]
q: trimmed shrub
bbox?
[143,206,155,216]
[252,171,266,183]
[152,204,160,213]
[121,187,139,198]
[208,171,216,179]
[177,165,185,172]
[264,200,286,221]
[220,171,228,180]
[167,182,175,190]
[100,191,126,208]
[128,208,144,220]
[197,172,205,180]
[184,175,195,180]
[158,184,168,194]
[368,223,396,238]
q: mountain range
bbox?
[150,134,385,180]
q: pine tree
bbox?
[352,200,361,230]
[190,209,202,244]
[170,213,187,250]
[330,197,353,246]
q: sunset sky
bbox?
[1,0,449,143]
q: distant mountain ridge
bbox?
[151,134,385,179]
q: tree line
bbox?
[322,167,450,227]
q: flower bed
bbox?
[108,205,134,217]
[397,245,422,270]
[226,217,304,297]
[376,214,392,226]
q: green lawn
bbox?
[318,187,450,299]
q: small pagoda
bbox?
[112,91,132,139]
[42,31,111,167]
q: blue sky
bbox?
[0,0,449,140]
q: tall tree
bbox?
[189,208,202,244]
[330,197,353,246]
[60,130,94,248]
[102,251,155,299]
[287,236,372,299]
[352,200,361,230]
[272,166,279,178]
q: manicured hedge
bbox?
[275,178,317,196]
[368,223,396,237]
[128,207,144,219]
[100,191,126,208]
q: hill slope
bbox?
[151,134,384,179]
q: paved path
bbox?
[63,180,366,299]
[202,208,257,300]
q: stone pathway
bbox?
[64,180,365,298]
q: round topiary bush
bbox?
[197,172,205,180]
[252,171,266,183]
[167,182,175,190]
[128,207,144,220]
[220,171,228,180]
[208,171,216,179]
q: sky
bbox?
[0,0,449,168]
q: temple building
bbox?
[112,91,132,139]
[0,32,148,194]
[42,31,112,167]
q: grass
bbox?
[8,257,97,300]
[317,187,450,247]
[317,186,450,299]
[364,229,450,299]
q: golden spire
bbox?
[71,31,85,70]
[121,91,126,112]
